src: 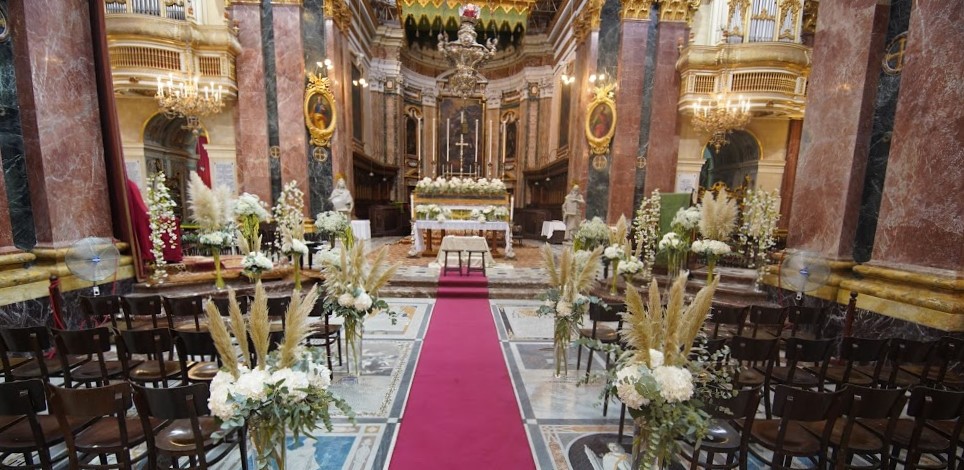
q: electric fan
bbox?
[779,250,831,301]
[65,237,120,296]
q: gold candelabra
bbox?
[691,93,751,151]
[155,72,225,135]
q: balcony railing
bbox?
[677,42,811,119]
[106,0,187,21]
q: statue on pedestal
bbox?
[562,184,585,242]
[329,176,354,218]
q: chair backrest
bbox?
[708,305,746,338]
[163,295,205,330]
[211,295,251,316]
[745,305,787,336]
[729,336,779,364]
[784,337,836,365]
[0,326,53,379]
[589,302,623,323]
[785,305,826,338]
[118,327,175,356]
[54,327,114,387]
[772,385,846,422]
[173,330,220,362]
[884,338,937,386]
[80,295,123,329]
[266,296,290,329]
[132,382,211,421]
[47,382,133,419]
[709,385,762,420]
[0,379,47,416]
[844,385,907,420]
[121,294,166,329]
[906,386,964,421]
[933,336,964,385]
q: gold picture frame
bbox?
[585,82,617,155]
[304,72,336,147]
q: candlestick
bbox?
[446,118,450,164]
[474,119,479,164]
[486,119,492,177]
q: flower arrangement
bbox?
[633,190,661,281]
[697,188,738,242]
[188,172,235,289]
[242,251,274,281]
[737,189,781,285]
[612,276,734,468]
[236,193,270,254]
[617,258,644,278]
[205,284,354,470]
[670,206,701,232]
[274,181,308,289]
[538,245,602,377]
[319,240,400,376]
[574,217,611,252]
[314,210,351,243]
[314,244,342,268]
[145,171,178,282]
[468,205,509,222]
[691,239,731,282]
[414,176,507,197]
[414,204,451,221]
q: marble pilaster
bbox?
[778,120,802,231]
[302,0,333,215]
[786,0,889,260]
[326,23,353,185]
[567,34,597,194]
[0,9,34,250]
[9,0,111,247]
[231,4,272,201]
[0,151,13,253]
[642,21,688,196]
[608,19,651,222]
[272,4,309,215]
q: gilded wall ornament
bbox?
[324,0,351,32]
[657,0,701,24]
[304,73,336,148]
[585,83,617,156]
[620,0,653,21]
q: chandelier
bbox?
[691,93,751,152]
[155,72,225,135]
[437,4,497,98]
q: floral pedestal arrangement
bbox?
[538,244,601,379]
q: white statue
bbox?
[585,443,632,470]
[329,177,354,218]
[562,184,585,242]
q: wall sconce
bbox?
[314,59,334,77]
[560,74,575,85]
[352,78,368,88]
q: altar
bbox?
[409,219,514,258]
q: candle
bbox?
[486,119,493,177]
[432,117,436,165]
[474,119,479,164]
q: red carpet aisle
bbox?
[390,270,535,469]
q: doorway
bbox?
[699,130,761,189]
[142,114,199,220]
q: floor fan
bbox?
[778,251,831,302]
[65,237,120,296]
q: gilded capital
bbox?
[657,0,700,23]
[324,0,351,32]
[621,0,653,21]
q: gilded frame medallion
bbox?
[585,82,616,155]
[304,73,336,147]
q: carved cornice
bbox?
[324,0,351,32]
[620,0,653,21]
[656,0,700,24]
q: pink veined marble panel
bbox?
[871,1,964,273]
[272,5,308,213]
[609,20,652,221]
[786,0,888,259]
[0,149,13,251]
[10,0,111,247]
[233,5,271,202]
[643,22,687,197]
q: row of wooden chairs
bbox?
[706,304,829,341]
[0,379,246,470]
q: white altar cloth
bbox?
[409,219,514,258]
[351,220,371,240]
[541,220,567,238]
[435,236,495,267]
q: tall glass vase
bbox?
[553,319,570,378]
[212,249,225,290]
[344,317,364,377]
[292,253,302,291]
[249,419,286,470]
[706,256,718,283]
[631,418,667,470]
[609,260,620,295]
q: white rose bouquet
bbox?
[691,238,731,282]
[241,251,274,280]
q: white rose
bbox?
[338,293,355,307]
[652,365,694,403]
[353,292,373,311]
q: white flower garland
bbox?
[633,190,661,280]
[414,176,508,197]
[145,172,178,273]
[738,189,781,278]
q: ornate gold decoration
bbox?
[620,0,653,20]
[592,154,608,170]
[437,4,497,98]
[312,147,329,162]
[585,82,617,156]
[882,32,907,75]
[155,57,225,135]
[269,146,281,159]
[801,0,818,34]
[324,0,351,32]
[657,0,700,23]
[690,92,751,151]
[304,72,337,148]
[573,0,604,44]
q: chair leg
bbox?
[576,343,583,369]
[336,332,343,366]
[617,403,627,441]
[239,426,250,470]
[585,348,595,378]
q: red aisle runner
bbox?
[390,274,534,469]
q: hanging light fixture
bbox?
[437,3,497,98]
[155,48,224,135]
[690,93,752,152]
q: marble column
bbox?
[568,34,598,193]
[779,120,802,231]
[870,1,963,273]
[326,23,353,186]
[0,150,14,254]
[608,18,652,221]
[301,0,333,215]
[231,3,272,201]
[786,0,889,260]
[641,20,687,196]
[8,0,111,247]
[272,3,309,215]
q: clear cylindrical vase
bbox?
[212,249,225,290]
[249,420,286,470]
[344,317,364,377]
[553,320,570,378]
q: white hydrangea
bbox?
[338,293,355,307]
[658,232,683,251]
[617,259,644,276]
[353,292,373,311]
[652,365,694,403]
[241,251,274,273]
[208,370,237,421]
[235,193,270,220]
[199,231,226,247]
[603,245,625,260]
[234,367,270,401]
[555,301,573,316]
[647,349,665,368]
[306,362,332,389]
[269,368,310,400]
[615,365,649,409]
[283,238,309,256]
[692,239,731,256]
[316,245,342,267]
[671,207,701,231]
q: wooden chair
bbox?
[577,302,624,378]
[823,337,890,390]
[768,337,836,396]
[679,385,762,470]
[163,295,206,332]
[922,336,964,390]
[0,379,86,469]
[173,330,222,383]
[706,305,747,339]
[729,336,779,416]
[747,385,847,470]
[53,327,131,388]
[307,302,342,372]
[0,327,87,382]
[783,305,827,340]
[120,294,168,330]
[868,386,964,470]
[266,295,290,332]
[116,328,188,388]
[211,295,251,317]
[133,383,249,470]
[78,295,124,330]
[743,305,787,340]
[47,382,162,469]
[877,338,937,388]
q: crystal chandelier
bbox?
[155,72,225,135]
[691,93,752,152]
[437,4,497,98]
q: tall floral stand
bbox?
[344,317,363,377]
[249,419,287,470]
[292,253,302,291]
[212,249,225,290]
[553,320,570,378]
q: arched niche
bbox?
[699,130,761,189]
[142,114,200,219]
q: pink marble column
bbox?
[231,4,271,201]
[327,23,353,186]
[870,2,963,273]
[779,120,803,231]
[9,0,112,247]
[608,19,652,222]
[786,0,889,260]
[272,4,309,215]
[568,33,599,192]
[642,21,687,196]
[0,150,15,254]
